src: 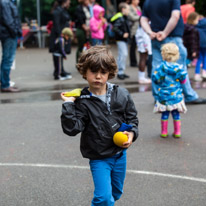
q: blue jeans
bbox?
[152,37,198,102]
[0,37,18,89]
[195,48,206,74]
[91,38,103,46]
[89,150,127,206]
[117,41,128,75]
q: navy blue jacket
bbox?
[195,18,206,49]
[0,0,22,40]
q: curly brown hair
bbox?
[76,45,118,80]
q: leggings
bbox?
[161,109,180,121]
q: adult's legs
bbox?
[147,54,153,78]
[76,28,86,63]
[0,38,18,89]
[151,39,163,100]
[173,37,198,102]
[117,41,128,75]
[129,36,137,66]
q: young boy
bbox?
[52,27,73,80]
[61,45,139,206]
[110,2,130,80]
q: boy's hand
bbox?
[61,92,76,102]
[121,131,134,148]
[123,33,129,38]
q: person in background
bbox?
[52,28,73,80]
[106,0,115,20]
[141,0,206,104]
[135,21,152,84]
[49,0,72,80]
[0,0,22,92]
[152,43,187,138]
[90,5,107,46]
[183,12,199,70]
[111,2,130,80]
[75,0,91,63]
[128,0,141,67]
[181,0,196,24]
[195,15,206,82]
[88,0,96,17]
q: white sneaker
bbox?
[202,70,206,79]
[10,81,15,87]
[138,78,152,84]
[194,74,203,82]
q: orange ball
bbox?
[113,132,128,147]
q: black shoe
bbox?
[124,74,130,78]
[185,97,206,104]
[117,74,125,80]
[61,71,71,76]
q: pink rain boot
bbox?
[173,120,181,138]
[161,120,168,138]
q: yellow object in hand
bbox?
[63,88,82,97]
[113,132,128,147]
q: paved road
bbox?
[0,47,206,206]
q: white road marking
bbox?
[0,163,206,183]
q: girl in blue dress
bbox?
[152,43,187,138]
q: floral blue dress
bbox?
[152,61,187,113]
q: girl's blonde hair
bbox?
[161,43,179,62]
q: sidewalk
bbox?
[1,45,206,100]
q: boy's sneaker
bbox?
[54,75,72,81]
[202,70,206,79]
[193,74,203,82]
[61,72,72,80]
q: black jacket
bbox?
[112,15,130,42]
[61,84,139,160]
[75,4,90,29]
[183,24,199,60]
[49,6,70,53]
[53,36,71,57]
[0,0,22,40]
